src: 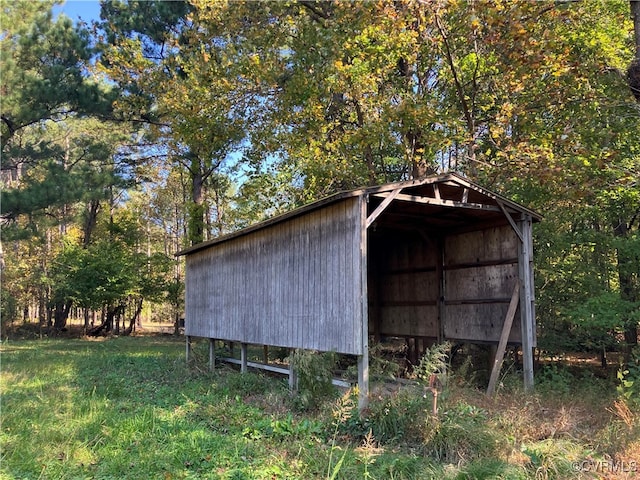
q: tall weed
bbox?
[289,350,338,411]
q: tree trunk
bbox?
[83,199,100,247]
[83,308,90,334]
[632,0,640,60]
[53,300,71,331]
[614,219,639,360]
[88,304,123,336]
[188,156,205,245]
[123,298,144,336]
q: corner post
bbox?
[186,335,192,363]
[518,215,535,391]
[359,195,370,411]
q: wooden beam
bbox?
[359,196,370,411]
[372,192,502,213]
[366,188,403,228]
[518,215,535,391]
[437,237,445,343]
[186,336,192,364]
[218,357,352,388]
[288,349,298,392]
[240,343,248,373]
[445,298,513,305]
[497,201,524,243]
[486,279,521,396]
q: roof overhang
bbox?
[177,172,542,256]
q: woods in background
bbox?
[1,1,638,356]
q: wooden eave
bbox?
[176,172,542,257]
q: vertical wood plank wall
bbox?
[443,225,523,343]
[369,224,525,344]
[184,198,364,355]
[369,231,439,338]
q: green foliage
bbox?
[422,402,498,464]
[2,336,638,480]
[289,350,338,410]
[414,341,452,386]
[342,390,427,444]
[0,289,19,327]
[0,1,115,146]
[535,365,576,397]
[521,440,591,480]
[618,347,640,408]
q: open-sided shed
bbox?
[178,173,541,407]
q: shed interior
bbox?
[365,179,532,361]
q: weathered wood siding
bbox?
[185,198,364,355]
[369,225,522,344]
[369,232,439,338]
[443,225,522,343]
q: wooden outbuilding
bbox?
[178,173,541,407]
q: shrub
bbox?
[617,346,640,409]
[289,349,338,410]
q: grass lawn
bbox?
[1,335,638,479]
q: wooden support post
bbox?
[209,338,215,372]
[186,335,192,363]
[240,343,248,373]
[263,345,269,364]
[359,195,370,411]
[288,349,297,392]
[436,237,446,342]
[487,279,520,396]
[518,215,535,391]
[358,353,369,411]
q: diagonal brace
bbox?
[366,187,403,228]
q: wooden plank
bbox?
[444,258,518,271]
[437,237,445,342]
[445,264,517,302]
[380,300,438,307]
[183,198,363,355]
[366,188,403,228]
[487,280,521,395]
[445,226,518,266]
[445,298,512,305]
[519,215,535,390]
[241,343,248,373]
[288,349,298,391]
[359,195,369,411]
[372,192,502,212]
[498,201,524,243]
[219,357,352,388]
[444,303,522,343]
[378,305,439,337]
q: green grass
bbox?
[1,337,638,479]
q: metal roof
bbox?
[177,172,541,256]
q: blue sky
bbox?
[54,0,102,24]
